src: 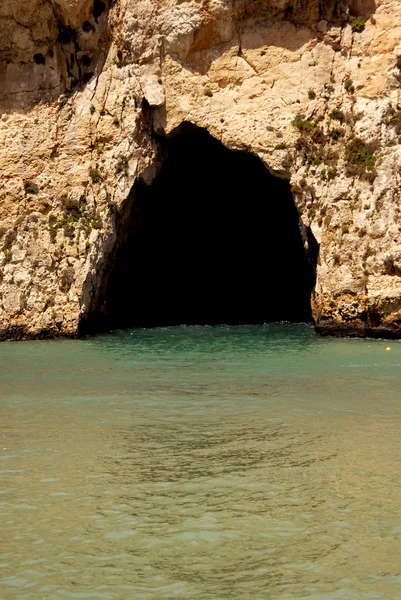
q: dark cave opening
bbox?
[101,124,316,329]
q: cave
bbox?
[98,124,316,330]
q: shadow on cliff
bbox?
[81,122,318,332]
[166,0,377,77]
[232,0,377,24]
[0,0,113,111]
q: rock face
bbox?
[1,0,401,339]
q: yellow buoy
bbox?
[386,347,391,351]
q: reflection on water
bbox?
[1,324,401,599]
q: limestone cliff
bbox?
[1,0,401,339]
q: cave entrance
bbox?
[103,123,315,329]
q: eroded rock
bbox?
[1,0,401,340]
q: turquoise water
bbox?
[1,324,401,599]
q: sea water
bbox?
[1,324,401,599]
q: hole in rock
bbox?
[80,54,92,67]
[33,53,45,65]
[58,25,77,45]
[93,0,106,20]
[95,124,316,330]
[82,20,95,33]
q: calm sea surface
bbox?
[1,324,401,599]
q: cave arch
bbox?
[87,123,316,331]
